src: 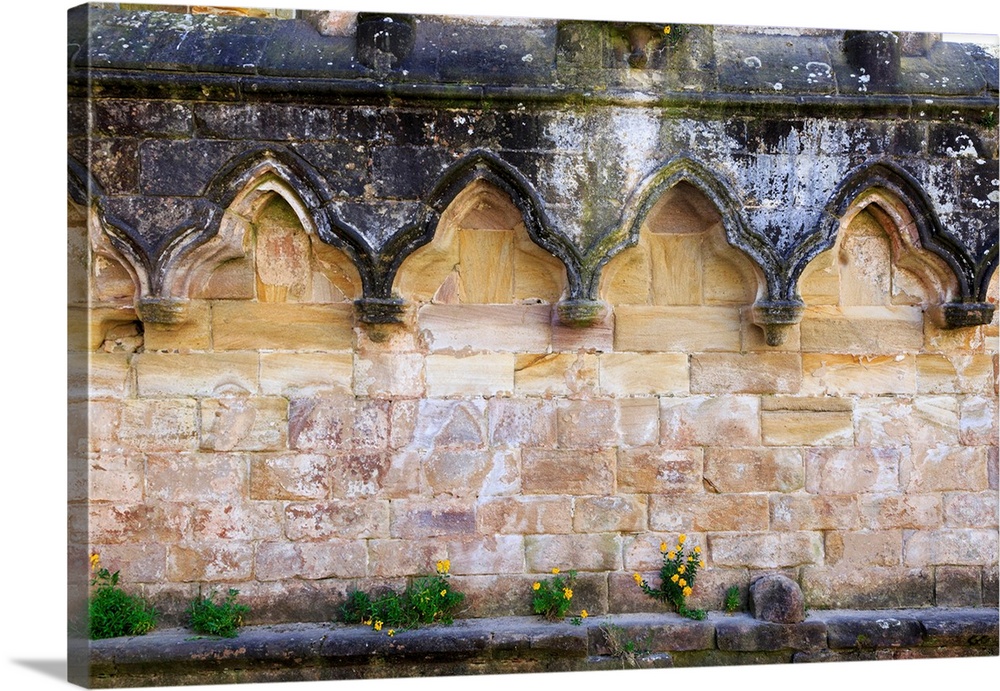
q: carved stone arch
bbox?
[188,147,366,306]
[809,161,994,327]
[394,177,568,306]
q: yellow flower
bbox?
[387,629,395,637]
[678,578,687,587]
[552,567,560,575]
[633,572,643,584]
[440,589,447,597]
[678,534,687,545]
[533,582,541,591]
[694,546,701,554]
[90,553,100,570]
[660,542,668,553]
[683,586,693,597]
[671,574,679,583]
[667,551,676,560]
[363,619,372,626]
[699,560,705,568]
[663,25,671,34]
[374,620,383,631]
[678,565,686,575]
[563,588,573,600]
[581,610,588,618]
[436,559,451,574]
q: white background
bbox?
[2,1,997,689]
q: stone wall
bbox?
[69,5,999,627]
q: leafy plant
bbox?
[186,588,250,638]
[88,553,157,640]
[634,535,707,620]
[340,560,464,633]
[531,568,577,621]
[600,622,651,668]
[724,585,741,614]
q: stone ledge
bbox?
[87,608,998,687]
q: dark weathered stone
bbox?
[716,615,826,652]
[843,31,901,90]
[920,609,999,647]
[749,573,806,623]
[824,612,923,649]
[356,13,415,75]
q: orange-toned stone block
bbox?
[89,455,144,503]
[418,304,551,352]
[425,353,515,396]
[703,448,803,493]
[614,305,742,352]
[250,454,332,500]
[288,397,390,450]
[368,539,448,578]
[770,494,859,530]
[487,398,557,448]
[524,533,622,572]
[799,305,924,354]
[477,496,573,535]
[617,398,660,446]
[87,353,132,399]
[916,353,995,394]
[423,449,517,498]
[761,410,853,447]
[119,399,200,451]
[598,352,688,395]
[660,395,760,447]
[943,492,999,528]
[805,447,901,495]
[167,542,253,582]
[573,495,647,533]
[522,448,615,495]
[143,300,212,351]
[200,396,288,451]
[556,399,619,449]
[902,445,989,492]
[617,447,702,494]
[691,353,801,394]
[146,453,246,502]
[260,352,353,396]
[212,301,355,351]
[825,530,902,567]
[514,352,598,396]
[801,353,916,395]
[328,451,422,499]
[650,494,769,532]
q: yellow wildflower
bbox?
[363,619,372,626]
[563,588,573,600]
[440,589,447,597]
[387,629,395,637]
[633,572,643,584]
[671,574,679,583]
[694,546,701,554]
[90,553,100,570]
[533,582,541,591]
[699,560,705,568]
[678,565,686,575]
[683,586,693,597]
[667,551,676,560]
[581,610,589,618]
[552,567,560,575]
[678,534,687,545]
[660,542,668,553]
[678,578,687,587]
[374,620,383,631]
[436,559,451,574]
[663,25,671,34]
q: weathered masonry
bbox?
[69,2,998,644]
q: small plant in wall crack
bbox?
[599,622,652,668]
[532,568,579,621]
[340,560,465,633]
[634,535,707,620]
[186,588,250,638]
[724,585,741,614]
[88,553,158,640]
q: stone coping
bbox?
[86,608,999,687]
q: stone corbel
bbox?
[556,299,609,328]
[926,302,996,329]
[751,299,805,346]
[355,296,407,324]
[136,296,190,325]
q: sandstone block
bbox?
[824,612,924,649]
[142,300,211,351]
[418,304,551,352]
[556,399,619,449]
[329,451,423,499]
[353,352,425,398]
[87,543,166,583]
[650,494,768,532]
[902,445,988,492]
[167,542,253,582]
[749,574,805,624]
[551,308,614,352]
[824,530,902,567]
[709,532,823,568]
[599,353,688,395]
[284,500,390,540]
[256,540,367,580]
[212,301,354,351]
[260,352,353,396]
[617,398,660,446]
[770,494,858,531]
[89,455,144,503]
[799,305,924,354]
[573,495,648,533]
[87,353,131,399]
[119,399,198,452]
[423,449,518,498]
[524,533,622,572]
[288,397,390,450]
[515,353,598,396]
[444,535,525,574]
[146,453,246,503]
[934,566,983,607]
[943,492,999,528]
[805,447,900,495]
[477,497,573,535]
[367,539,448,578]
[959,395,998,446]
[135,352,258,397]
[615,305,742,352]
[617,447,703,494]
[88,503,187,545]
[916,354,995,394]
[622,533,705,572]
[410,399,487,449]
[854,396,959,448]
[660,395,760,447]
[703,448,803,493]
[801,353,916,395]
[859,494,942,530]
[691,353,801,394]
[250,454,331,500]
[189,500,280,541]
[425,354,515,396]
[200,396,287,451]
[389,498,477,539]
[487,398,557,448]
[761,410,853,446]
[522,449,615,495]
[801,566,933,609]
[903,530,998,566]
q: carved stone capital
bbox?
[556,299,609,327]
[927,302,996,329]
[355,297,407,324]
[751,300,805,346]
[137,297,189,325]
